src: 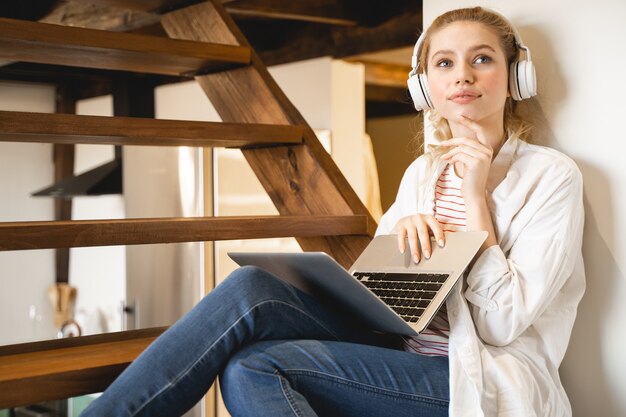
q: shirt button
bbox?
[451,310,459,317]
[488,301,497,310]
[461,346,472,356]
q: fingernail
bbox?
[413,255,420,263]
[438,239,445,247]
[424,250,431,259]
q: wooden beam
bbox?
[161,0,376,268]
[0,111,304,148]
[0,327,166,408]
[59,0,192,13]
[0,17,250,76]
[0,215,370,251]
[225,0,356,26]
[41,2,161,32]
[365,84,410,103]
[34,1,421,69]
[239,6,421,67]
[45,0,414,28]
[356,60,412,88]
[53,84,76,284]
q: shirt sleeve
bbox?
[464,164,585,346]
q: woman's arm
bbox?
[464,167,584,346]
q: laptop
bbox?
[228,231,487,336]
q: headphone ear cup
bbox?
[509,59,537,100]
[407,73,433,111]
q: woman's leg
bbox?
[220,339,449,417]
[81,266,394,417]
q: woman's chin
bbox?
[439,108,480,123]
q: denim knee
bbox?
[220,342,287,414]
[221,265,284,294]
[205,265,290,306]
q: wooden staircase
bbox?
[0,0,375,409]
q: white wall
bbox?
[72,95,126,336]
[0,81,56,344]
[423,1,626,415]
[0,84,127,343]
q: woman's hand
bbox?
[393,214,445,263]
[440,116,494,203]
[440,115,499,252]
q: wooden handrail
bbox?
[0,215,370,251]
[0,327,166,408]
[0,111,303,148]
[0,17,250,76]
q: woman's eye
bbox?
[474,55,492,64]
[436,59,452,68]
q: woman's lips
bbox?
[449,91,481,104]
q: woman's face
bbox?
[426,21,509,125]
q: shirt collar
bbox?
[486,133,519,193]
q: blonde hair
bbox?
[411,7,535,156]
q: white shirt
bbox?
[376,135,585,417]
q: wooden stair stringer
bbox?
[161,0,376,268]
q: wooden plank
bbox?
[0,328,165,408]
[0,111,303,148]
[0,17,250,76]
[161,0,376,268]
[0,215,369,251]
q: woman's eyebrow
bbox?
[430,44,497,60]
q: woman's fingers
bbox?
[393,215,445,263]
[441,145,489,161]
[426,216,446,248]
[448,152,488,172]
[440,138,492,157]
[406,224,420,263]
[397,227,407,254]
[416,223,431,260]
[440,137,485,150]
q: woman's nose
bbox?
[455,63,474,84]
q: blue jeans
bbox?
[81,266,449,417]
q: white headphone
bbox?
[407,9,537,111]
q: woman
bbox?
[82,7,584,417]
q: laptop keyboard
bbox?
[353,272,450,323]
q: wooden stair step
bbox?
[0,327,166,408]
[0,17,250,76]
[0,215,370,251]
[0,111,303,148]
